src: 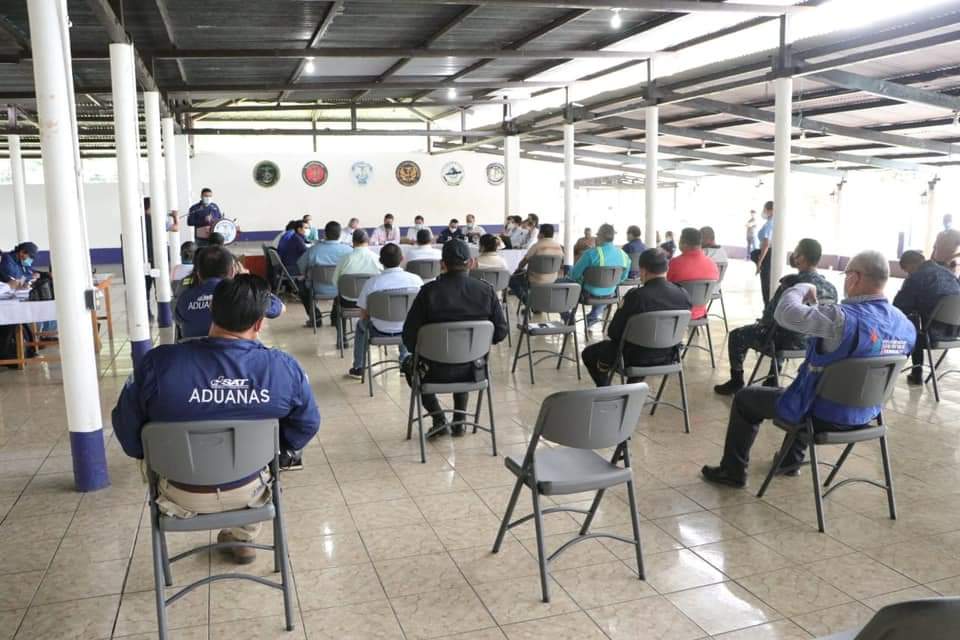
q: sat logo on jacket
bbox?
[189,377,271,404]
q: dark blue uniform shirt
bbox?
[112,338,320,459]
[175,277,283,338]
[277,231,308,274]
[187,201,223,230]
[0,252,33,283]
[894,260,960,333]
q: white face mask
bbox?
[202,196,212,206]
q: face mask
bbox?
[202,196,212,206]
[384,223,393,231]
[449,226,457,232]
[22,257,33,267]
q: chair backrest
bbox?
[815,356,907,408]
[264,246,283,269]
[528,282,581,314]
[338,272,374,299]
[628,251,642,273]
[716,261,729,282]
[852,597,960,640]
[415,320,494,364]
[929,294,960,327]
[406,259,442,280]
[534,384,649,450]
[528,253,563,275]
[470,268,510,292]
[367,288,419,323]
[142,420,278,486]
[622,310,691,349]
[583,265,624,288]
[308,264,337,286]
[677,279,717,307]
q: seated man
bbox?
[715,239,837,395]
[574,227,595,265]
[476,234,508,271]
[403,240,508,437]
[893,249,960,385]
[702,250,915,488]
[171,241,197,282]
[622,226,647,278]
[437,219,465,244]
[581,249,691,386]
[567,223,631,328]
[406,229,442,262]
[509,223,563,302]
[501,215,527,250]
[112,275,320,563]
[340,218,361,245]
[277,220,309,276]
[700,226,729,266]
[404,215,427,245]
[370,213,400,246]
[666,227,720,320]
[176,246,284,339]
[297,221,352,327]
[0,241,39,288]
[348,244,423,379]
[463,214,486,244]
[332,229,381,347]
[931,227,960,270]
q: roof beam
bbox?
[279,0,343,101]
[0,15,31,52]
[387,0,808,14]
[175,99,520,114]
[152,0,187,84]
[809,68,960,113]
[124,47,663,60]
[177,127,495,137]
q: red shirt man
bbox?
[667,227,720,319]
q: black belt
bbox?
[168,472,259,493]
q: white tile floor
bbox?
[2,262,959,639]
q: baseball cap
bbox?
[17,242,38,258]
[442,239,471,266]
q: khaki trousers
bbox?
[156,471,271,541]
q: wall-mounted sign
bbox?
[486,162,505,186]
[441,161,464,186]
[396,160,421,187]
[253,160,280,188]
[301,161,328,187]
[351,161,373,186]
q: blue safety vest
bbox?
[776,299,915,426]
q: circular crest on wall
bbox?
[301,161,328,187]
[253,160,280,188]
[351,161,373,186]
[396,160,421,187]
[441,161,465,186]
[485,162,505,186]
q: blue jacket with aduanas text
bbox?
[175,277,283,338]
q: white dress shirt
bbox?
[370,225,401,245]
[357,267,424,333]
[405,245,442,262]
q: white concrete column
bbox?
[174,134,193,242]
[563,122,575,266]
[110,43,151,366]
[926,178,940,255]
[8,135,29,243]
[26,0,108,492]
[162,117,180,268]
[645,105,659,246]
[144,91,173,327]
[503,135,520,221]
[771,75,792,286]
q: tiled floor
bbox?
[2,262,960,639]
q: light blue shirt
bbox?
[297,240,352,297]
[569,242,631,296]
[758,219,774,243]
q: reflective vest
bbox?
[776,298,915,426]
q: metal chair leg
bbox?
[823,443,855,487]
[747,352,765,385]
[557,333,569,370]
[573,329,582,380]
[579,489,606,535]
[705,321,716,368]
[622,446,645,580]
[511,327,524,374]
[808,440,826,532]
[928,346,942,402]
[159,528,172,587]
[472,389,483,434]
[678,369,691,434]
[527,331,536,385]
[415,387,427,464]
[757,430,798,498]
[487,378,497,457]
[406,380,416,441]
[310,299,317,335]
[150,523,170,640]
[719,290,729,333]
[650,375,668,417]
[272,482,295,632]
[531,486,551,603]
[493,477,524,553]
[879,435,897,520]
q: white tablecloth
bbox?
[366,246,525,273]
[0,299,57,326]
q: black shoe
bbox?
[907,373,923,386]
[772,456,801,477]
[279,450,303,471]
[427,419,450,440]
[346,368,363,380]
[701,465,746,488]
[450,423,466,437]
[761,376,779,388]
[714,379,744,396]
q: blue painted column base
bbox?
[157,301,172,328]
[131,339,152,369]
[69,429,111,492]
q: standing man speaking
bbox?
[187,187,223,246]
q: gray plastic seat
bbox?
[918,294,960,402]
[406,320,497,463]
[307,264,338,333]
[748,295,839,386]
[471,268,513,347]
[678,279,719,369]
[362,288,419,398]
[512,282,582,385]
[758,355,906,532]
[620,252,643,289]
[263,245,299,297]
[405,259,442,281]
[527,253,563,277]
[579,265,625,335]
[492,384,650,603]
[608,310,693,433]
[141,420,294,638]
[335,273,375,358]
[706,261,729,333]
[817,597,960,639]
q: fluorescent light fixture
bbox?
[610,9,622,30]
[304,57,315,73]
[447,87,457,99]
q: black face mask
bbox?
[384,223,393,231]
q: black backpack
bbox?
[29,273,54,301]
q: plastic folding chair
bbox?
[362,288,419,397]
[405,259,442,282]
[706,261,729,333]
[678,279,719,369]
[817,596,960,639]
[335,273,375,358]
[512,282,582,385]
[471,268,512,347]
[263,246,299,297]
[307,264,338,334]
[918,294,960,402]
[579,265,625,336]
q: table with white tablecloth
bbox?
[0,298,59,369]
[366,245,526,273]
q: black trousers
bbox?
[728,323,781,379]
[581,340,672,387]
[405,361,475,424]
[298,281,325,322]
[144,275,154,316]
[759,252,772,306]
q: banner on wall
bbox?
[351,161,373,186]
[441,161,464,186]
[396,160,421,187]
[253,160,280,188]
[301,161,328,187]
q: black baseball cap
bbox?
[17,242,38,258]
[442,239,471,266]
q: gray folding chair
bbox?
[335,273,375,358]
[307,264,338,334]
[141,420,293,639]
[918,294,960,402]
[706,261,729,333]
[406,320,497,463]
[620,252,643,291]
[263,245,299,297]
[747,324,809,387]
[579,265,625,336]
[362,288,419,398]
[818,597,960,640]
[405,259,442,282]
[512,282,582,385]
[492,384,650,603]
[757,355,906,532]
[521,253,564,314]
[607,310,693,433]
[471,268,512,347]
[678,279,719,369]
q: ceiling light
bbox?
[447,87,457,99]
[304,57,315,73]
[610,9,622,30]
[799,129,806,141]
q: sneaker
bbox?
[906,372,923,386]
[346,368,363,380]
[279,450,303,471]
[217,530,256,565]
[701,465,746,489]
[713,379,744,396]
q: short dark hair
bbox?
[285,219,299,231]
[211,274,270,333]
[638,248,668,275]
[527,213,539,226]
[679,227,702,248]
[414,215,424,223]
[302,214,312,222]
[201,188,212,195]
[324,221,341,240]
[540,223,555,238]
[795,238,823,266]
[384,213,395,221]
[627,225,641,239]
[208,232,225,246]
[699,226,716,245]
[899,249,925,269]
[380,243,403,268]
[449,218,459,225]
[180,241,197,263]
[479,234,498,253]
[352,229,369,245]
[510,215,523,224]
[416,228,432,245]
[763,200,774,211]
[196,245,233,280]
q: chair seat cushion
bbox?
[772,419,886,444]
[369,335,402,346]
[159,504,275,532]
[527,321,575,336]
[623,363,681,377]
[582,296,618,305]
[930,339,960,349]
[421,379,488,394]
[505,448,631,495]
